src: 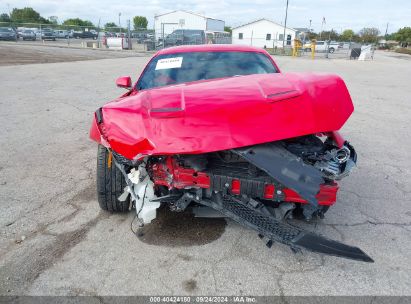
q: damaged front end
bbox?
[90,55,371,262]
[111,132,373,263]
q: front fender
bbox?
[89,113,110,148]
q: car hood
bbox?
[92,73,354,160]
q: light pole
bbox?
[282,0,289,50]
[118,13,121,34]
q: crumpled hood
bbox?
[94,73,353,160]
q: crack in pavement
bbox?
[1,181,96,257]
[0,211,109,294]
[323,220,411,228]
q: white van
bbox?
[304,41,338,53]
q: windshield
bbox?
[0,28,13,33]
[137,51,277,91]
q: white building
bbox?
[154,10,225,41]
[232,19,298,48]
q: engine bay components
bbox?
[107,134,371,262]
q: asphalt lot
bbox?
[0,45,410,297]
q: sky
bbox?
[0,0,410,33]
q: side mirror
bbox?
[116,76,132,89]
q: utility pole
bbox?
[127,19,131,50]
[282,0,289,50]
[306,19,312,44]
[7,2,11,26]
[320,17,325,39]
[97,18,101,48]
[384,22,389,38]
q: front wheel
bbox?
[96,145,130,212]
[329,47,335,53]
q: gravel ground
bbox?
[0,47,410,297]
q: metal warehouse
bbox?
[232,18,298,48]
[154,10,225,42]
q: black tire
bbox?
[96,145,130,212]
[329,47,335,53]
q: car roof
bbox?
[156,44,270,56]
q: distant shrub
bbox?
[395,48,411,55]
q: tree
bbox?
[10,7,49,24]
[104,22,125,32]
[320,29,339,41]
[358,27,380,43]
[307,31,318,40]
[63,18,94,27]
[340,29,354,41]
[394,27,411,44]
[224,26,232,34]
[105,22,117,28]
[133,16,148,30]
[0,13,10,22]
[48,16,58,24]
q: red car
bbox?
[90,45,372,262]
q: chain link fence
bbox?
[1,21,375,60]
[0,21,156,51]
[229,33,375,59]
[155,29,231,49]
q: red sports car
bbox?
[90,44,372,262]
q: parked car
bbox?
[21,29,36,41]
[0,27,17,41]
[33,30,42,39]
[73,31,98,39]
[89,44,373,263]
[41,29,56,41]
[54,30,69,39]
[304,40,337,53]
[16,28,24,38]
[329,41,343,50]
[161,29,205,47]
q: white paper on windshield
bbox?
[155,57,183,70]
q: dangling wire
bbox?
[131,182,148,235]
[130,214,138,235]
[137,183,148,217]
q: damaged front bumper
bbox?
[112,133,372,263]
[199,194,374,263]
